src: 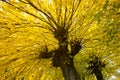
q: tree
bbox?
[0,0,119,80]
[75,0,120,80]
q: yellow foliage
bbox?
[0,0,120,80]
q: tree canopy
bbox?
[0,0,120,80]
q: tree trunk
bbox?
[94,69,104,80]
[52,39,81,80]
[56,52,80,80]
[59,57,81,80]
[52,51,81,80]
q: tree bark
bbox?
[60,58,81,80]
[52,50,81,80]
[52,35,81,80]
[94,69,104,80]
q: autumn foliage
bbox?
[0,0,120,80]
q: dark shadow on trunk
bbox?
[94,69,104,80]
[60,58,81,80]
[52,48,81,80]
[51,30,82,80]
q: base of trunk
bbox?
[60,58,81,80]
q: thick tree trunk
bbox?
[60,58,81,80]
[53,50,81,80]
[94,69,104,80]
[52,36,81,80]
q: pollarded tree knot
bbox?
[70,40,82,56]
[86,55,106,74]
[39,51,53,59]
[54,27,68,43]
[52,46,73,67]
[38,46,54,59]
